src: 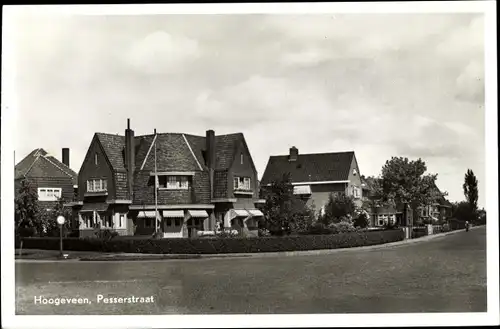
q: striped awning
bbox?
[246,209,264,217]
[231,209,251,218]
[162,210,184,218]
[137,210,157,218]
[187,210,208,218]
[293,185,312,195]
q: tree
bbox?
[261,173,314,235]
[380,157,443,226]
[40,198,73,237]
[320,193,356,225]
[353,210,370,228]
[451,201,476,223]
[15,179,41,236]
[463,169,479,216]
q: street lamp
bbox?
[57,215,65,258]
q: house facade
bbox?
[417,184,452,223]
[15,148,78,211]
[260,147,363,217]
[360,176,404,227]
[68,119,264,238]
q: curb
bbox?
[16,227,483,263]
[76,227,481,262]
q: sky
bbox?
[11,12,486,207]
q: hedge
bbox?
[16,229,405,254]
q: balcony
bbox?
[84,190,108,197]
[234,188,254,196]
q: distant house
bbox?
[15,148,78,211]
[68,119,264,238]
[417,183,452,223]
[360,176,405,227]
[260,147,363,217]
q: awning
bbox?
[137,211,158,218]
[80,203,109,212]
[231,209,251,217]
[293,185,312,195]
[187,210,208,218]
[246,209,264,217]
[162,210,184,218]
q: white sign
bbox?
[57,216,66,225]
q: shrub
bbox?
[95,229,119,241]
[308,222,333,235]
[19,230,405,254]
[411,227,427,239]
[353,212,369,229]
[329,221,357,234]
[215,230,239,239]
[258,228,271,237]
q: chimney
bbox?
[62,148,70,167]
[125,118,135,199]
[206,130,215,199]
[289,146,298,161]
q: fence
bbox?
[410,223,455,239]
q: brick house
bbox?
[417,183,452,223]
[68,119,264,238]
[15,148,78,211]
[360,176,408,227]
[260,147,363,217]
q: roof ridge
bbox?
[271,150,355,157]
[41,155,76,178]
[23,154,41,177]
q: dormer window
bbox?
[240,153,244,165]
[353,168,357,176]
[234,176,251,191]
[94,153,98,165]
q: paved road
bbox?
[15,227,487,314]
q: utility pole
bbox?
[154,129,158,236]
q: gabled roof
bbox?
[261,151,355,185]
[15,148,78,184]
[95,131,248,173]
[95,133,127,171]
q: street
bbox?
[15,227,487,314]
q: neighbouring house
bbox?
[360,176,405,227]
[67,119,264,238]
[417,183,452,223]
[260,147,363,218]
[15,148,78,211]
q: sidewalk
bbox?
[16,227,479,262]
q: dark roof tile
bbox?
[261,151,355,185]
[15,148,78,184]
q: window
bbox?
[80,212,94,229]
[118,214,125,229]
[353,186,361,198]
[378,214,388,226]
[353,168,357,176]
[86,179,107,192]
[166,218,182,227]
[422,207,428,217]
[158,176,190,190]
[240,153,244,165]
[99,213,112,228]
[94,153,98,165]
[233,176,251,190]
[38,188,62,201]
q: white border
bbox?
[2,2,498,329]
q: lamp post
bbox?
[57,215,65,258]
